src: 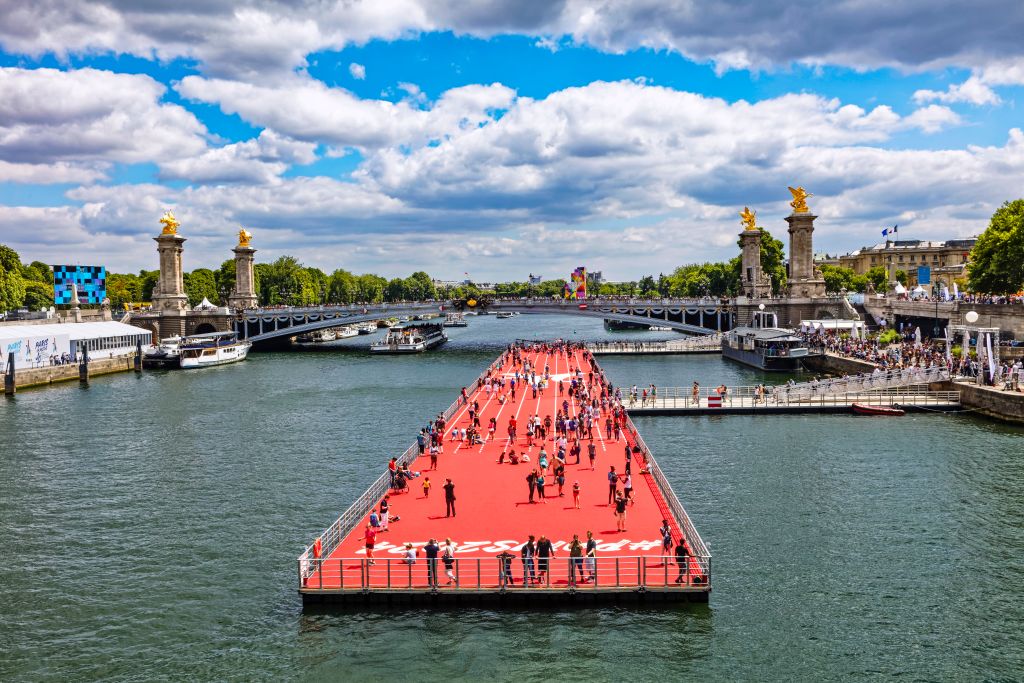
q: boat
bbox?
[178,331,252,368]
[443,313,468,327]
[852,403,906,416]
[334,326,359,340]
[604,319,650,331]
[142,336,182,368]
[370,322,448,354]
[357,323,378,335]
[496,312,513,319]
[721,311,814,371]
[296,328,337,343]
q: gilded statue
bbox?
[159,210,180,235]
[238,227,252,247]
[787,186,812,214]
[740,206,757,231]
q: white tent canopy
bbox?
[800,319,866,334]
[194,297,217,311]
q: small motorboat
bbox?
[851,403,905,416]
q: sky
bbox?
[1,1,1024,281]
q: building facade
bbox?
[817,238,976,287]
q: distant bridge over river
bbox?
[222,298,735,346]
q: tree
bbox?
[215,259,236,302]
[356,273,386,303]
[107,272,142,308]
[23,280,52,310]
[138,270,159,301]
[967,199,1024,293]
[0,244,26,313]
[894,269,908,285]
[183,268,218,307]
[865,265,888,291]
[638,275,657,295]
[820,265,861,293]
[327,269,357,304]
[405,271,436,300]
[386,277,407,302]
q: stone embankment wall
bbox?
[943,381,1024,426]
[802,353,877,375]
[9,355,136,391]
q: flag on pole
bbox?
[882,224,898,237]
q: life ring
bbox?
[313,537,322,559]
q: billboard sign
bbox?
[53,265,106,305]
[917,266,931,286]
[564,266,587,299]
[1,333,70,370]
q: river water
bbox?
[1,315,1022,681]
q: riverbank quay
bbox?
[4,354,139,393]
[299,344,710,607]
[587,335,723,356]
[943,380,1024,425]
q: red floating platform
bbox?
[298,344,710,606]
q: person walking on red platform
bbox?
[660,519,672,553]
[443,478,456,517]
[536,471,547,501]
[429,442,440,470]
[526,469,537,503]
[607,466,618,505]
[614,492,628,532]
[572,480,581,509]
[364,523,377,565]
[422,476,431,498]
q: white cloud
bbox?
[1,1,1023,79]
[913,76,1001,106]
[0,67,208,174]
[349,62,366,80]
[159,130,317,184]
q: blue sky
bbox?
[1,1,1023,278]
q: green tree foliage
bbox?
[878,329,900,344]
[215,259,236,301]
[894,269,908,285]
[356,273,387,303]
[864,265,888,291]
[138,270,159,301]
[819,265,868,293]
[106,272,142,309]
[0,244,27,313]
[404,271,437,300]
[183,268,218,307]
[637,275,657,295]
[665,261,738,297]
[536,279,568,297]
[23,281,53,310]
[967,199,1024,294]
[386,277,407,301]
[327,269,357,303]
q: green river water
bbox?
[1,315,1022,681]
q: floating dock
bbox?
[298,345,710,606]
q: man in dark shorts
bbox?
[607,466,618,505]
[443,478,456,517]
[674,538,689,584]
[588,442,597,470]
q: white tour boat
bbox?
[179,331,252,368]
[443,312,468,327]
[370,322,448,354]
[357,323,378,335]
[334,326,359,340]
[296,328,337,343]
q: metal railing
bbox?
[298,354,507,582]
[644,365,950,406]
[625,419,711,560]
[634,387,960,410]
[300,554,709,592]
[588,333,724,354]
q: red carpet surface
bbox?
[309,345,696,589]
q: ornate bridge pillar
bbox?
[151,211,189,336]
[785,212,826,298]
[228,229,258,310]
[739,226,771,298]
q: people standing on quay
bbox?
[424,538,440,587]
[660,519,672,554]
[497,550,515,587]
[443,478,456,517]
[692,381,700,406]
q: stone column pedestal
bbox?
[785,212,826,298]
[228,245,258,310]
[738,228,771,297]
[151,233,189,314]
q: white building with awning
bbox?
[0,321,151,371]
